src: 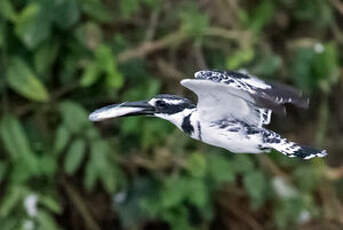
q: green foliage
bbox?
[291,42,339,92]
[180,3,209,37]
[6,57,49,102]
[0,0,340,229]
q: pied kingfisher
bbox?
[89,70,327,159]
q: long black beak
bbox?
[89,100,155,122]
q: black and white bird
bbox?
[89,70,327,159]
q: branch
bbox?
[117,27,247,63]
[117,30,188,63]
[62,179,101,230]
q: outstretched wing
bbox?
[181,70,308,127]
[195,70,309,112]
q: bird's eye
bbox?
[156,100,167,107]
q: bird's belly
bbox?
[199,124,263,154]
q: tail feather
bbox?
[276,144,327,160]
[262,129,327,159]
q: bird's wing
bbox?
[181,70,308,127]
[194,70,309,112]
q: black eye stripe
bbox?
[156,100,167,107]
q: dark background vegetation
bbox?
[1,0,343,229]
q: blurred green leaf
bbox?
[252,54,282,76]
[291,47,315,92]
[274,198,305,229]
[6,57,49,102]
[226,48,255,70]
[95,44,124,89]
[64,138,86,174]
[249,0,274,33]
[207,154,235,184]
[231,155,255,174]
[0,161,8,183]
[313,42,339,92]
[186,178,208,208]
[0,22,5,48]
[243,171,268,209]
[80,0,112,22]
[34,41,59,76]
[53,125,71,156]
[53,0,80,29]
[59,101,90,133]
[88,140,117,192]
[14,3,51,49]
[120,0,141,18]
[40,195,62,214]
[80,62,101,87]
[37,210,60,230]
[100,164,117,193]
[39,154,57,176]
[161,176,187,208]
[292,42,339,92]
[0,115,39,173]
[293,166,320,193]
[293,0,333,27]
[0,0,16,21]
[186,152,207,178]
[0,186,24,217]
[180,4,209,36]
[84,160,98,191]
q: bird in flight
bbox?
[89,70,327,159]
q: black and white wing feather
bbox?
[181,70,308,127]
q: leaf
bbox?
[100,165,117,193]
[120,0,141,18]
[186,153,206,178]
[95,44,124,89]
[0,0,16,21]
[59,101,91,133]
[64,138,86,174]
[37,210,61,230]
[180,4,209,36]
[0,186,24,217]
[249,0,274,33]
[226,48,255,70]
[80,62,101,87]
[291,47,315,92]
[40,195,62,214]
[0,23,5,49]
[161,176,188,208]
[0,161,8,183]
[207,154,235,184]
[243,171,268,209]
[313,42,339,92]
[186,178,208,208]
[80,0,113,22]
[53,125,71,156]
[231,155,255,174]
[37,154,56,178]
[34,41,59,76]
[53,0,80,29]
[293,166,320,193]
[0,115,39,173]
[84,161,98,191]
[14,3,51,49]
[6,57,49,102]
[86,140,117,192]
